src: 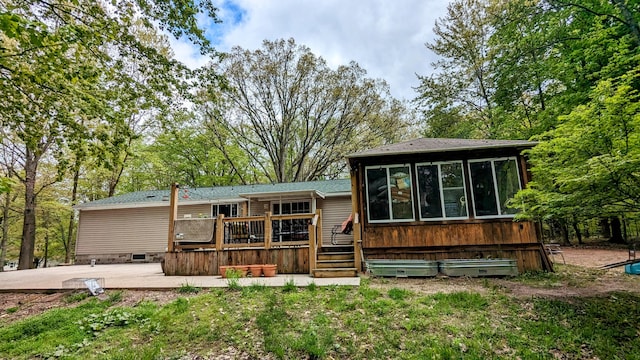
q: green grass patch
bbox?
[177,283,202,294]
[1,273,639,359]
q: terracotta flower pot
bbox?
[219,265,229,278]
[248,264,263,277]
[233,265,249,277]
[262,264,277,277]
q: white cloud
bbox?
[170,0,448,101]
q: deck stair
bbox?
[313,245,357,278]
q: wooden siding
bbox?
[76,204,212,256]
[362,221,537,248]
[318,197,353,246]
[163,247,310,275]
[349,146,548,272]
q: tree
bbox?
[199,38,409,183]
[1,0,221,269]
[514,69,640,243]
[415,0,498,139]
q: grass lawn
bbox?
[1,267,639,359]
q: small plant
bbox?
[283,278,297,292]
[178,283,201,294]
[107,290,123,303]
[64,291,88,303]
[387,287,411,301]
[244,282,267,294]
[226,268,243,291]
[78,308,151,336]
[6,307,18,314]
[307,281,317,292]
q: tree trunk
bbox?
[599,218,611,239]
[43,213,49,268]
[0,192,10,272]
[65,165,80,263]
[18,151,38,270]
[572,219,583,245]
[561,222,570,245]
[609,216,626,244]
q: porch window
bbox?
[365,165,414,223]
[416,161,468,220]
[469,158,521,218]
[212,203,238,218]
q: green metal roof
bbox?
[75,179,352,210]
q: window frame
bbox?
[364,164,415,224]
[211,203,239,218]
[467,157,522,219]
[415,161,469,221]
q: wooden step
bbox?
[316,260,355,268]
[313,268,358,278]
[317,252,354,261]
[318,245,353,253]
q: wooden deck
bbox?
[163,210,322,276]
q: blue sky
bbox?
[169,0,449,101]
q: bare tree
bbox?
[199,38,409,183]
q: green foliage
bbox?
[283,278,297,293]
[225,268,243,291]
[387,287,411,301]
[107,291,123,304]
[177,283,201,294]
[78,307,153,336]
[64,291,89,304]
[514,69,640,221]
[417,0,640,229]
[1,0,223,268]
[306,281,317,292]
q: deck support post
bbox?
[264,212,272,250]
[309,210,320,275]
[167,183,179,253]
[215,214,224,252]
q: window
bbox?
[212,203,238,217]
[416,161,468,220]
[469,158,521,218]
[273,201,310,215]
[365,165,414,222]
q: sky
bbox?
[169,0,450,101]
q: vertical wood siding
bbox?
[163,247,310,275]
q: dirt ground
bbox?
[1,247,638,325]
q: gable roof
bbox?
[75,179,352,211]
[348,138,536,159]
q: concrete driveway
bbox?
[0,263,359,291]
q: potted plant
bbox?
[248,264,263,277]
[262,264,277,277]
[219,265,230,278]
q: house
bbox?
[74,180,354,268]
[347,138,551,273]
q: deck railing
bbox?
[172,211,322,252]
